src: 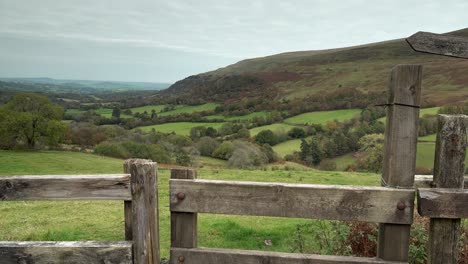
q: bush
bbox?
[228,141,268,168]
[255,130,277,146]
[212,141,235,160]
[196,137,220,156]
[319,160,337,171]
[94,142,129,159]
[288,127,306,138]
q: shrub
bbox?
[228,141,268,168]
[288,127,306,138]
[212,141,235,160]
[255,130,278,146]
[196,137,220,156]
[94,142,129,159]
[319,160,337,171]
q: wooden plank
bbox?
[170,169,197,250]
[123,162,133,241]
[378,65,422,262]
[0,241,132,264]
[407,31,468,59]
[170,247,406,264]
[171,179,414,224]
[126,159,160,264]
[427,114,468,264]
[414,175,468,188]
[0,174,131,201]
[418,188,468,218]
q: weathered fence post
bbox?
[378,64,423,261]
[170,168,197,262]
[125,159,160,264]
[428,115,468,264]
[123,163,133,241]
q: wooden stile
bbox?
[418,188,468,218]
[170,247,406,264]
[0,241,132,264]
[0,174,131,201]
[170,169,198,251]
[377,64,422,262]
[126,159,160,264]
[427,115,468,264]
[170,179,414,224]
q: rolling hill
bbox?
[162,28,468,107]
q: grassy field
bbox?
[249,123,298,136]
[418,134,436,142]
[136,122,225,135]
[206,111,270,121]
[272,138,304,157]
[284,109,361,125]
[377,107,441,123]
[65,108,132,119]
[0,150,379,258]
[129,104,168,114]
[158,103,220,117]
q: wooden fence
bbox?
[0,159,159,264]
[0,65,467,264]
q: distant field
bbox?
[129,104,167,114]
[158,103,220,117]
[206,111,270,121]
[378,107,441,123]
[0,150,378,258]
[272,138,304,157]
[65,108,132,119]
[198,156,228,168]
[136,122,225,135]
[326,153,357,171]
[284,109,361,125]
[249,123,298,136]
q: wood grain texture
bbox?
[414,175,468,188]
[170,169,197,250]
[418,188,468,218]
[170,179,414,224]
[126,159,160,264]
[427,114,468,264]
[170,247,406,264]
[407,31,468,59]
[0,241,132,264]
[0,174,131,201]
[123,163,133,241]
[378,65,422,262]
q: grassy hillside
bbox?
[163,29,468,107]
[284,109,361,125]
[249,123,298,136]
[0,150,378,258]
[206,111,270,121]
[158,103,220,117]
[136,122,225,135]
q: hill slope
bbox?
[163,28,468,107]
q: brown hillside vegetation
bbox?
[163,28,468,107]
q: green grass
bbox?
[158,103,220,117]
[206,112,270,121]
[419,134,436,142]
[326,153,357,171]
[249,123,298,136]
[272,138,304,157]
[65,108,132,119]
[136,122,225,135]
[0,150,379,258]
[198,156,228,168]
[284,109,361,125]
[129,104,167,114]
[378,107,441,123]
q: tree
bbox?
[255,129,277,146]
[300,138,323,166]
[112,107,121,118]
[0,93,66,149]
[356,134,384,172]
[288,127,306,139]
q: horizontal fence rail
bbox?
[170,179,415,224]
[0,174,131,201]
[170,247,406,264]
[417,188,468,218]
[0,241,133,264]
[414,175,468,189]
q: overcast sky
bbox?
[0,0,466,83]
